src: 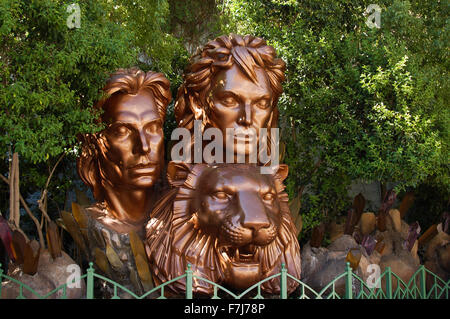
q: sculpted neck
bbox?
[101,180,154,226]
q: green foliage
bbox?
[0,0,137,163]
[0,0,448,242]
[224,0,449,233]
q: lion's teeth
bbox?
[235,248,240,262]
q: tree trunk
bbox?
[9,152,20,228]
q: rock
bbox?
[400,219,411,239]
[303,256,347,296]
[328,235,359,252]
[379,253,420,292]
[1,264,56,299]
[410,240,420,265]
[425,231,450,261]
[437,243,450,273]
[301,242,369,297]
[423,232,450,288]
[368,250,382,265]
[37,250,86,298]
[360,212,376,235]
[387,209,402,233]
[300,243,328,281]
[1,249,86,299]
[357,251,375,283]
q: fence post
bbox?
[385,266,392,299]
[86,262,94,299]
[186,264,193,299]
[280,263,287,299]
[345,262,353,299]
[419,265,427,299]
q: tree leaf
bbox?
[23,240,40,275]
[61,211,89,259]
[11,230,27,265]
[75,189,92,207]
[94,247,111,277]
[398,192,414,218]
[129,230,153,289]
[72,202,89,229]
[352,193,365,224]
[46,220,62,259]
[0,216,14,260]
[105,244,124,271]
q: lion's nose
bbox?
[243,220,270,233]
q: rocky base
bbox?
[1,250,86,299]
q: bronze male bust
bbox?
[77,68,171,234]
[174,34,286,163]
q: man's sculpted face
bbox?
[207,64,274,157]
[99,91,163,189]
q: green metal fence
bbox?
[0,262,448,299]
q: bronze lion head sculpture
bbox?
[145,162,301,295]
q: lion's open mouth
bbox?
[219,244,260,263]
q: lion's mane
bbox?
[145,164,301,295]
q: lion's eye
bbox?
[212,191,230,200]
[263,193,275,201]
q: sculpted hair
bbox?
[98,67,171,121]
[77,68,172,201]
[175,34,286,129]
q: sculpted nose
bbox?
[237,103,252,126]
[243,219,270,233]
[136,130,150,154]
[238,192,270,232]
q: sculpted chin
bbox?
[145,162,301,295]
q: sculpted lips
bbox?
[233,129,257,144]
[127,162,158,175]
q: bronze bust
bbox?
[77,68,172,233]
[145,161,301,295]
[174,34,286,163]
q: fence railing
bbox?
[0,262,448,299]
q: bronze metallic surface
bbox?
[77,68,171,232]
[145,162,301,295]
[174,34,286,162]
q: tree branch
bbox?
[38,153,65,223]
[0,174,45,246]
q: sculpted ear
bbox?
[167,161,193,187]
[273,164,289,183]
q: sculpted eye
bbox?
[112,125,131,137]
[262,192,275,202]
[221,95,239,107]
[212,191,230,201]
[255,98,271,109]
[145,122,161,134]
